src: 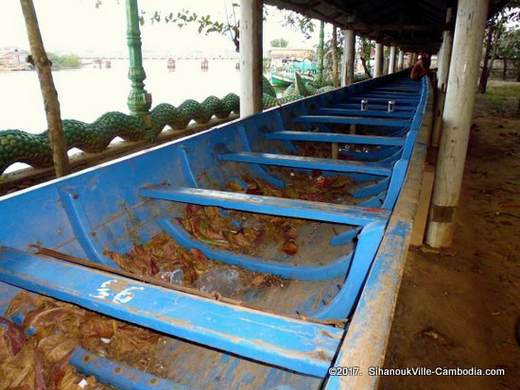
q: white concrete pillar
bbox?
[388,45,397,73]
[374,42,384,77]
[240,0,263,117]
[341,29,356,86]
[405,52,411,67]
[426,0,490,248]
[397,50,404,71]
[432,8,454,147]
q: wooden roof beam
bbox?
[344,22,450,32]
[267,0,357,28]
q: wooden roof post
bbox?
[20,0,70,177]
[126,0,152,125]
[388,45,396,73]
[331,27,339,87]
[341,29,356,86]
[426,0,489,248]
[397,49,404,71]
[432,7,454,147]
[374,42,384,77]
[240,0,263,117]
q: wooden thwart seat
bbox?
[0,246,343,377]
[317,107,413,119]
[266,130,406,146]
[140,186,390,226]
[219,151,393,176]
[294,115,411,127]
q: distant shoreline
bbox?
[0,65,82,72]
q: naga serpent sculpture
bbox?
[0,75,333,175]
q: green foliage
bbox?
[271,38,289,48]
[315,21,325,86]
[359,37,374,78]
[281,11,315,39]
[94,2,315,53]
[143,6,241,51]
[499,28,520,60]
[48,53,81,69]
[478,83,520,116]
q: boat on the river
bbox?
[0,72,427,388]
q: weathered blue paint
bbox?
[178,147,198,188]
[312,220,386,319]
[58,189,120,268]
[219,152,392,176]
[159,218,353,281]
[345,97,417,105]
[0,246,343,377]
[266,131,405,146]
[0,72,429,387]
[376,87,419,93]
[353,177,390,198]
[71,347,186,390]
[0,282,182,390]
[294,115,411,128]
[316,108,413,119]
[329,227,362,247]
[237,126,286,188]
[324,220,412,390]
[342,146,401,162]
[140,186,390,226]
[382,159,409,209]
[335,103,415,112]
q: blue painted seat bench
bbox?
[0,72,428,388]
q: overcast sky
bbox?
[0,0,323,56]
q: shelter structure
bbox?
[260,0,504,247]
[269,48,314,60]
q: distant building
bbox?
[0,48,32,70]
[269,48,314,60]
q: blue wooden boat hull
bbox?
[0,72,428,389]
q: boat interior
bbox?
[0,72,428,388]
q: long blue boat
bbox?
[0,72,428,389]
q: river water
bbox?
[0,59,242,173]
[0,59,241,133]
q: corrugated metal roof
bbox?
[264,0,507,52]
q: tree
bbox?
[20,0,70,177]
[281,11,315,39]
[359,37,374,78]
[331,27,339,87]
[270,38,288,48]
[499,28,520,81]
[479,1,520,92]
[478,12,507,93]
[48,53,81,69]
[315,20,325,86]
[143,4,312,53]
[159,6,241,52]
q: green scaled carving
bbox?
[0,94,238,175]
[0,76,332,175]
[263,76,277,98]
[294,73,311,97]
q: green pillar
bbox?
[126,0,151,119]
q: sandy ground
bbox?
[380,81,520,389]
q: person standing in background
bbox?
[410,53,431,80]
